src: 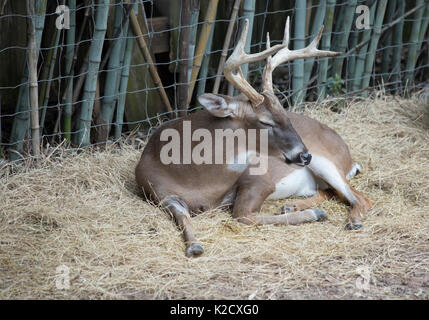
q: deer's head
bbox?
[198,18,340,166]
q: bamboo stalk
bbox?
[360,0,387,95]
[114,32,132,140]
[317,0,336,99]
[330,0,357,79]
[39,27,59,118]
[292,0,307,104]
[177,0,191,114]
[417,3,429,53]
[188,0,200,82]
[404,0,425,88]
[351,1,376,92]
[129,9,173,113]
[63,0,76,142]
[169,0,181,74]
[72,49,90,104]
[188,0,219,104]
[346,22,359,92]
[101,0,127,131]
[115,2,138,140]
[75,0,110,146]
[61,0,92,104]
[302,0,326,99]
[391,0,404,92]
[99,3,133,71]
[39,26,62,136]
[196,9,216,99]
[380,0,396,83]
[26,0,40,157]
[212,0,241,94]
[305,0,313,36]
[9,0,47,161]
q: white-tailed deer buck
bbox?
[136,18,371,257]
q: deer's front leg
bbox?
[160,195,204,257]
[232,174,327,226]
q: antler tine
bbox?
[262,32,274,93]
[262,17,341,93]
[283,16,290,47]
[224,19,286,107]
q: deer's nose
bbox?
[299,152,312,165]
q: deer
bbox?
[135,18,371,257]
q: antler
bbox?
[224,19,286,107]
[262,17,341,93]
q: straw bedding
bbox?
[1,93,428,299]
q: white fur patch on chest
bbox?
[266,168,318,200]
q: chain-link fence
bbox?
[0,0,428,161]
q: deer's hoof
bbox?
[312,209,328,221]
[186,243,204,257]
[346,222,363,230]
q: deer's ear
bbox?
[197,93,237,118]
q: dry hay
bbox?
[1,93,428,300]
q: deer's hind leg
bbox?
[281,190,332,213]
[160,195,204,257]
[308,155,371,230]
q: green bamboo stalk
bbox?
[101,1,127,130]
[9,0,47,161]
[188,0,219,105]
[292,0,307,104]
[64,0,76,142]
[115,3,138,140]
[39,27,62,136]
[346,23,359,92]
[417,3,429,61]
[391,0,404,92]
[380,0,396,83]
[404,0,425,88]
[330,0,357,79]
[317,0,336,99]
[60,0,91,104]
[39,27,59,118]
[360,0,387,95]
[305,0,313,36]
[26,0,41,157]
[351,1,376,92]
[114,35,132,140]
[75,0,110,146]
[302,0,326,99]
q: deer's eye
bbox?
[259,120,275,127]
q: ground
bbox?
[0,93,428,299]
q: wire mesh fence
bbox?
[0,0,428,161]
